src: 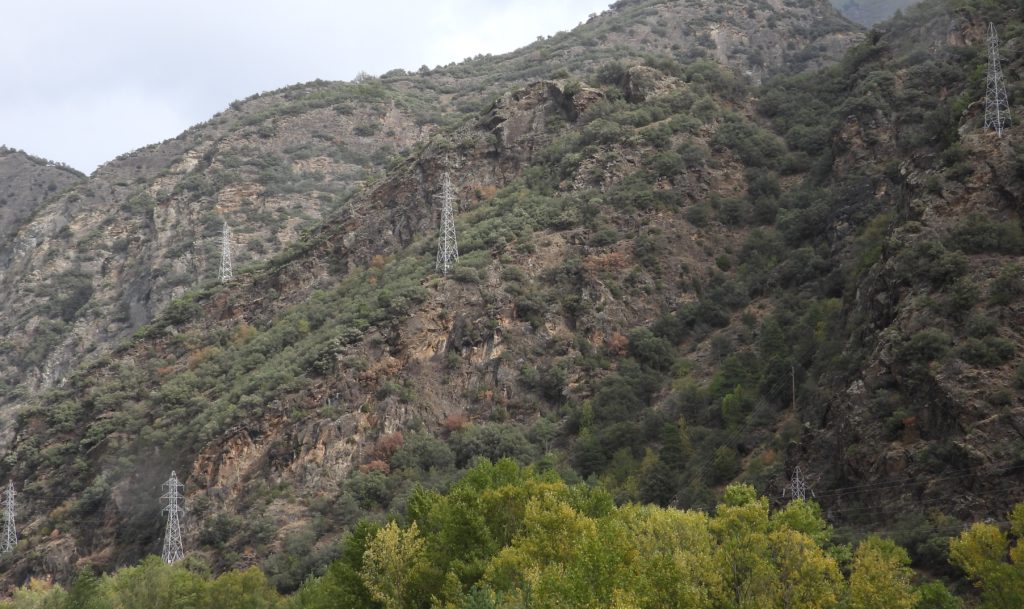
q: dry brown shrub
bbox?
[608,331,630,356]
[360,460,391,474]
[443,413,469,432]
[372,431,405,460]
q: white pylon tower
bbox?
[435,170,459,276]
[160,471,185,564]
[984,22,1012,137]
[783,465,813,501]
[1,481,16,554]
[219,221,234,283]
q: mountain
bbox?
[1,0,1022,594]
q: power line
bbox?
[822,483,1024,526]
[812,461,1024,501]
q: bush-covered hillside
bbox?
[0,0,858,462]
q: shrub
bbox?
[451,266,480,284]
[686,204,711,227]
[591,360,663,422]
[949,213,1024,254]
[390,433,455,472]
[711,119,786,169]
[647,151,683,178]
[581,118,629,146]
[521,365,567,403]
[589,227,620,246]
[746,169,781,202]
[449,423,535,467]
[965,315,998,338]
[989,264,1024,305]
[676,140,708,168]
[896,329,951,365]
[711,445,740,484]
[346,471,393,509]
[896,240,967,287]
[958,336,1015,367]
[941,279,979,320]
[629,328,676,372]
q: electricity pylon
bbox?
[985,22,1011,137]
[1,481,16,554]
[783,465,813,501]
[219,221,234,283]
[160,471,185,564]
[435,171,459,276]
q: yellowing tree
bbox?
[949,503,1024,609]
[768,528,842,609]
[361,521,430,609]
[847,536,918,609]
[708,485,841,609]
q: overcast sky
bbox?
[1,1,610,173]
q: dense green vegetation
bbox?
[6,460,1019,609]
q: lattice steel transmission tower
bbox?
[1,481,16,554]
[435,171,459,276]
[783,465,813,501]
[985,22,1012,137]
[160,471,185,564]
[219,221,234,283]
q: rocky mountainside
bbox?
[795,0,1024,541]
[0,148,83,250]
[1,0,1022,594]
[0,0,860,454]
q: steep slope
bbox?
[0,84,439,450]
[0,0,860,455]
[0,147,84,250]
[777,0,1024,540]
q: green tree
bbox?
[62,570,106,609]
[638,449,677,506]
[103,556,207,609]
[207,567,282,609]
[291,521,381,609]
[0,578,67,609]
